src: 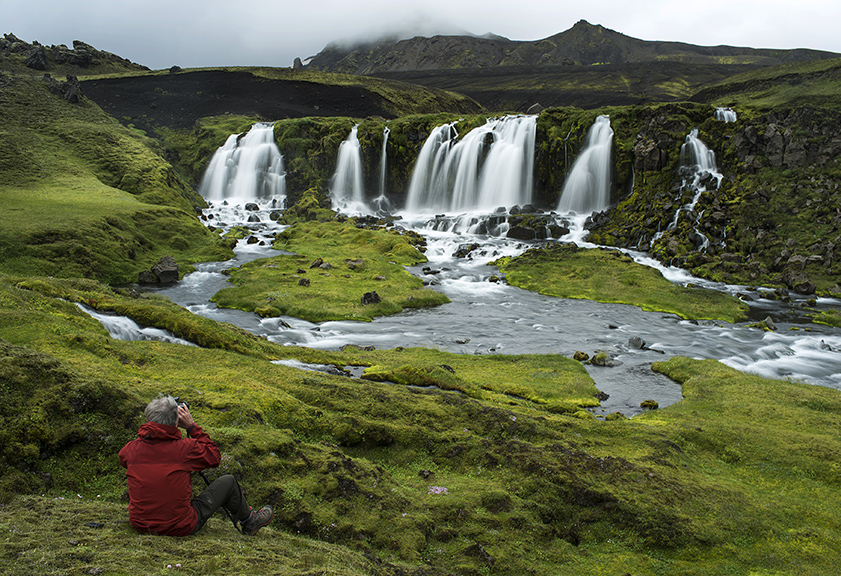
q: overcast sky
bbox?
[6,0,841,70]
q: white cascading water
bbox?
[714,107,737,123]
[330,125,367,213]
[373,126,393,213]
[654,128,723,246]
[557,115,613,214]
[199,123,285,202]
[404,115,537,214]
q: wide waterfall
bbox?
[404,115,537,214]
[199,123,285,201]
[330,125,366,212]
[557,115,613,214]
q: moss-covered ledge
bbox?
[494,243,749,323]
[210,220,450,322]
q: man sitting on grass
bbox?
[119,394,272,536]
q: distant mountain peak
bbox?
[302,21,839,75]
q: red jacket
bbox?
[119,421,221,536]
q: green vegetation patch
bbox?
[4,273,841,574]
[211,220,450,322]
[495,243,749,322]
[0,75,232,283]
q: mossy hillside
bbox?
[0,496,402,576]
[582,104,841,295]
[495,243,749,322]
[3,274,841,574]
[534,102,710,208]
[157,114,262,184]
[211,220,450,322]
[0,75,233,283]
[692,57,841,113]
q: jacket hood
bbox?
[138,421,182,441]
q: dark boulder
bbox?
[151,255,179,283]
[453,243,480,258]
[25,45,47,70]
[138,256,179,284]
[361,291,381,305]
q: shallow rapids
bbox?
[133,199,841,418]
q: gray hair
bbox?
[145,394,178,427]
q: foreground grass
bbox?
[211,220,450,322]
[2,273,841,575]
[495,243,749,323]
[0,496,398,576]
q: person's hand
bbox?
[177,403,196,429]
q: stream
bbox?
[136,199,841,417]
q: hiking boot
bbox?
[241,505,272,536]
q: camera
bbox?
[174,396,189,410]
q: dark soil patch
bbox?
[81,70,392,134]
[373,62,761,112]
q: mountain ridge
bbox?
[302,20,840,74]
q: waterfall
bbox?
[404,115,537,214]
[654,129,723,246]
[714,107,737,123]
[330,125,367,212]
[199,123,285,202]
[373,126,393,213]
[557,115,613,214]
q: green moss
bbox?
[3,274,841,575]
[211,220,449,322]
[495,243,748,322]
[0,76,232,283]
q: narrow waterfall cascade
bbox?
[714,107,738,122]
[557,115,614,214]
[77,303,197,346]
[199,123,286,202]
[654,129,724,247]
[373,126,393,213]
[330,125,367,213]
[403,115,537,215]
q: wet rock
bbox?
[573,351,590,362]
[628,336,646,349]
[245,202,259,211]
[453,243,480,258]
[589,350,614,366]
[139,255,179,284]
[310,257,324,268]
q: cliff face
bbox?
[303,20,840,74]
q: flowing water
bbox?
[405,115,537,214]
[199,123,285,202]
[330,125,366,213]
[87,119,841,418]
[557,115,613,213]
[715,107,738,122]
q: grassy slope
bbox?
[496,243,749,323]
[692,57,841,111]
[0,75,233,283]
[2,274,841,575]
[211,220,450,322]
